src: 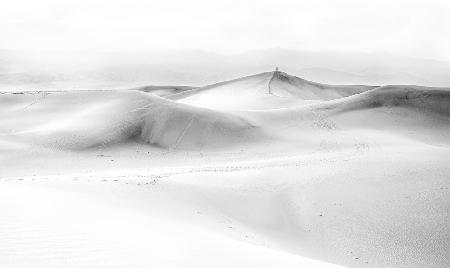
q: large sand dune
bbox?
[172,71,376,110]
[1,71,450,268]
[249,84,450,147]
[0,90,261,150]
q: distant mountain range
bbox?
[1,48,450,91]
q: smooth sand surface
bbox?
[1,72,449,267]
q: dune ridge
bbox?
[172,71,376,109]
[0,90,261,150]
[1,71,450,268]
[2,73,450,151]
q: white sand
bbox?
[171,71,376,110]
[1,71,449,267]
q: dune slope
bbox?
[1,71,450,268]
[131,85,198,97]
[0,90,261,150]
[171,71,375,109]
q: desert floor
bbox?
[1,71,449,267]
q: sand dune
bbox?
[4,83,448,152]
[0,179,343,268]
[248,84,450,147]
[0,90,261,150]
[171,71,376,110]
[131,85,198,97]
[325,85,450,115]
[1,71,450,268]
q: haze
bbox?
[1,0,450,61]
[2,1,450,267]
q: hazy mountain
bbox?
[1,49,450,91]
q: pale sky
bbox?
[1,0,450,61]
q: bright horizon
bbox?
[1,0,450,61]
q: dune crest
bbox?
[0,90,261,150]
[172,71,376,110]
[2,71,450,268]
[2,72,450,151]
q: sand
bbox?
[1,71,449,267]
